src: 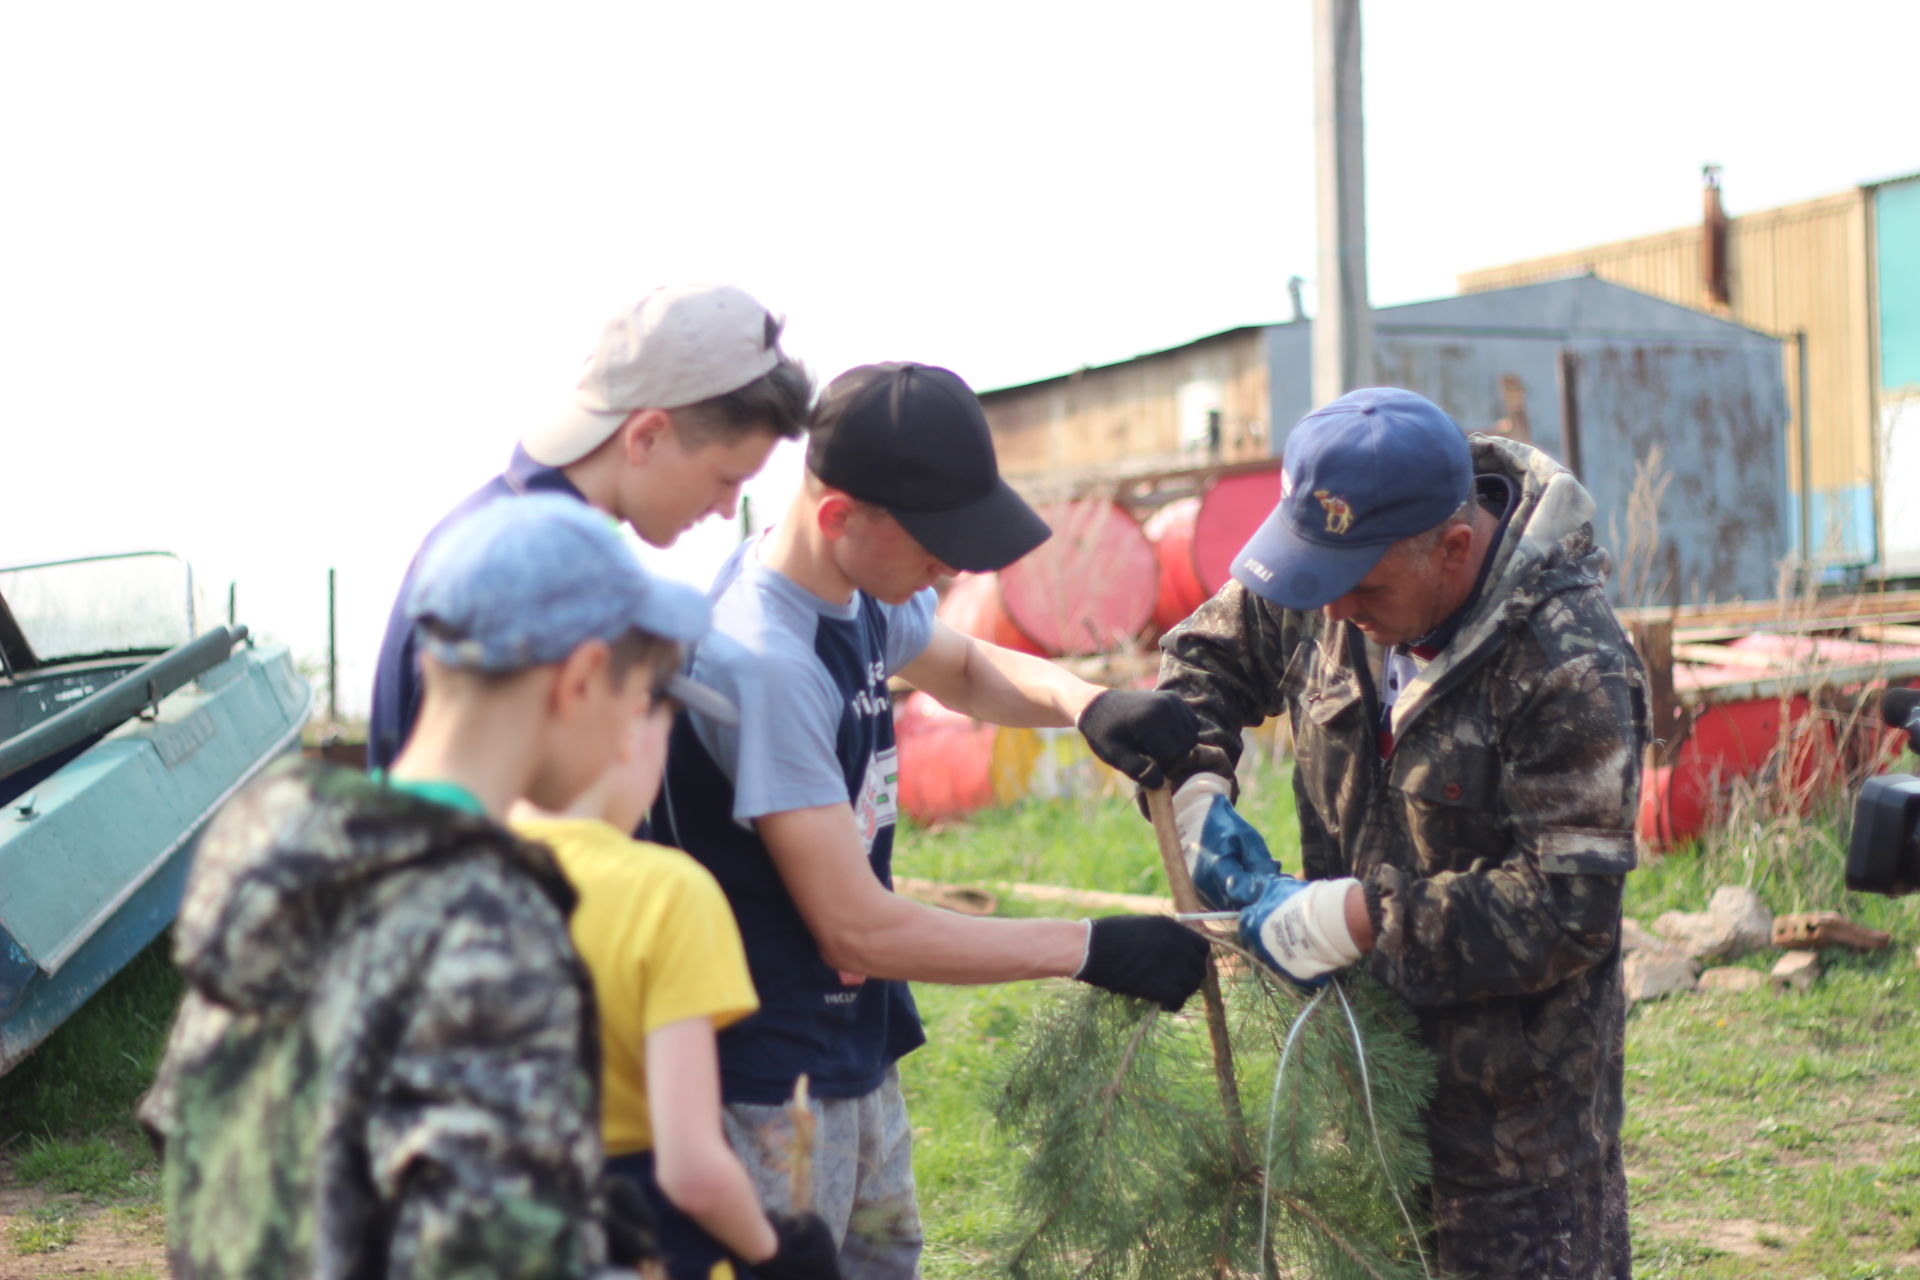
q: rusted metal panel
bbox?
[1564,340,1789,604]
[983,277,1789,603]
[982,329,1270,483]
[1265,279,1789,602]
[1459,187,1875,568]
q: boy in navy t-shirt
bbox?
[654,363,1209,1278]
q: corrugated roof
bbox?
[978,324,1272,401]
[979,275,1779,399]
[1864,169,1920,191]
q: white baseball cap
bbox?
[522,283,783,467]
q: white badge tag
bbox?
[854,745,901,851]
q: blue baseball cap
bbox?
[1231,388,1472,611]
[406,494,737,724]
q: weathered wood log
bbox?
[1771,912,1892,952]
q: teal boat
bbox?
[0,552,311,1074]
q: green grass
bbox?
[0,936,180,1144]
[1617,794,1920,1279]
[895,758,1920,1279]
[896,753,1302,894]
[12,1135,148,1199]
[902,981,1055,1276]
[895,761,1304,1278]
[0,935,179,1205]
[5,758,1920,1277]
[7,1203,78,1255]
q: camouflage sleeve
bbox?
[366,893,608,1280]
[1367,603,1645,1007]
[1157,580,1309,795]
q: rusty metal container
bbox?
[997,499,1158,655]
[934,572,1046,656]
[1194,464,1284,597]
[1142,498,1204,633]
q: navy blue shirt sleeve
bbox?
[366,447,592,770]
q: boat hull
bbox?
[0,641,310,1074]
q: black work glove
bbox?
[1075,914,1210,1012]
[600,1173,659,1269]
[1077,689,1201,790]
[753,1210,843,1280]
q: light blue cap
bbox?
[406,494,736,724]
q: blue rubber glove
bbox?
[1237,874,1365,989]
[1171,775,1282,911]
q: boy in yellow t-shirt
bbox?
[517,692,841,1280]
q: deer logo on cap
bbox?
[1314,490,1354,535]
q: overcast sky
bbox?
[4,0,1915,717]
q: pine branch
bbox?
[993,970,1437,1280]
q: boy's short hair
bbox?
[407,495,736,723]
[524,285,811,465]
[607,629,681,688]
[673,325,813,447]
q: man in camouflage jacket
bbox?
[140,760,622,1279]
[1079,388,1645,1279]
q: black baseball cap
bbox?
[806,363,1051,573]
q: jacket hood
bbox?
[172,758,572,1013]
[1377,437,1612,738]
[1446,435,1610,658]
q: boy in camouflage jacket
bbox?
[1079,389,1646,1280]
[141,495,733,1279]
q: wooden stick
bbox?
[1146,786,1252,1174]
[786,1074,815,1214]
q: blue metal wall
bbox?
[1875,175,1920,574]
[1877,177,1920,394]
[1263,277,1790,604]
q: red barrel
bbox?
[1142,497,1205,633]
[935,572,1047,656]
[893,690,1121,825]
[999,499,1159,655]
[1193,463,1284,595]
[894,691,997,824]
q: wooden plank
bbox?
[1679,656,1920,703]
[1619,586,1920,630]
[1676,610,1920,643]
[1627,618,1678,760]
[893,876,1173,916]
[1671,643,1783,670]
[1855,624,1920,645]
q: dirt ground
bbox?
[0,1186,164,1280]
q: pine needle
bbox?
[993,962,1436,1280]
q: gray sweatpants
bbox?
[723,1068,923,1280]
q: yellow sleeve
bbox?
[639,856,759,1035]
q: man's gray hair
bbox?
[1397,495,1476,560]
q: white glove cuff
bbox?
[1073,919,1095,979]
[1171,773,1231,843]
[1254,878,1365,980]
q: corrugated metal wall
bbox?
[982,330,1270,483]
[1263,286,1789,604]
[1459,189,1875,568]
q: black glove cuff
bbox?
[754,1210,842,1280]
[1077,914,1210,1012]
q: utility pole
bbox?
[327,568,338,724]
[1312,0,1373,406]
